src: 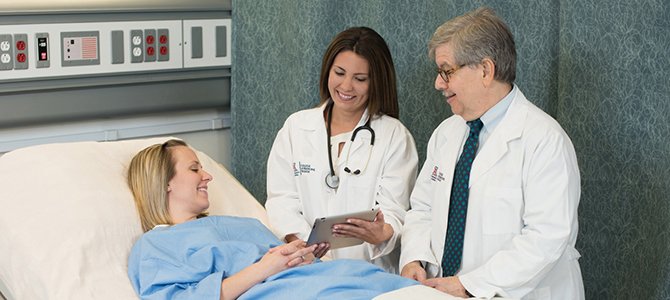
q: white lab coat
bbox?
[400,89,585,299]
[266,103,418,274]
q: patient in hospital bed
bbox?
[126,139,418,299]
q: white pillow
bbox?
[0,137,268,300]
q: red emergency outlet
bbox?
[16,40,26,51]
[17,53,26,63]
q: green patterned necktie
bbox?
[441,118,484,276]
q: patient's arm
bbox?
[219,240,316,300]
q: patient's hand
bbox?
[220,240,316,300]
[261,240,316,277]
[283,234,329,259]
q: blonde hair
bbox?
[127,139,186,232]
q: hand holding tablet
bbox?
[306,207,380,249]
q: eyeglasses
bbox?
[437,64,466,83]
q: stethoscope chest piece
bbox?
[323,100,374,190]
[325,173,340,189]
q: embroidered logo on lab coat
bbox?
[430,166,445,182]
[293,162,315,176]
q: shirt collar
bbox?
[479,84,517,133]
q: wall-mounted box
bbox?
[0,18,231,82]
[183,19,231,68]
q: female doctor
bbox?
[265,27,418,274]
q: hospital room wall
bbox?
[0,6,234,170]
[231,0,670,299]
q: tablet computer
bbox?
[306,207,379,249]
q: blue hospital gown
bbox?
[128,216,417,299]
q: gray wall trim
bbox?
[0,76,231,128]
[0,68,230,93]
[0,0,232,15]
[0,11,231,25]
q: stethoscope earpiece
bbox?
[324,100,375,190]
[343,167,361,175]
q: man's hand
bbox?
[400,261,427,281]
[422,276,469,298]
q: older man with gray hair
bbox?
[400,7,585,299]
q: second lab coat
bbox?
[401,89,584,299]
[266,103,418,274]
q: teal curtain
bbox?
[558,1,670,298]
[232,0,670,298]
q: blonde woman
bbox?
[126,139,417,299]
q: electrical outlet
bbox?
[13,33,28,70]
[130,29,143,63]
[157,28,169,62]
[144,29,156,62]
[0,34,14,70]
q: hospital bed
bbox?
[0,137,464,300]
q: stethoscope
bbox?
[324,100,375,189]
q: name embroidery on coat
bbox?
[293,162,315,176]
[430,166,446,182]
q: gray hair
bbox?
[428,7,516,84]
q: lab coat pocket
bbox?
[482,187,524,235]
[346,176,378,211]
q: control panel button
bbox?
[35,33,50,68]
